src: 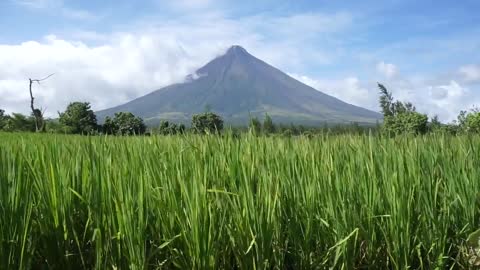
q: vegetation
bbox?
[378,83,428,135]
[248,116,262,135]
[103,112,147,135]
[58,102,98,134]
[156,120,186,135]
[1,133,480,269]
[2,113,36,132]
[2,82,480,269]
[262,113,275,134]
[191,112,224,134]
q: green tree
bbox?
[378,83,428,135]
[378,83,394,117]
[263,113,275,134]
[0,109,7,130]
[429,115,442,132]
[3,113,36,132]
[102,116,116,135]
[58,102,98,134]
[106,112,146,135]
[457,110,468,129]
[464,111,480,133]
[191,112,223,134]
[157,120,185,135]
[248,116,262,134]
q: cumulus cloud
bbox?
[1,5,479,123]
[0,11,353,117]
[376,61,398,79]
[289,73,378,110]
[0,34,212,116]
[459,65,480,82]
[290,70,480,122]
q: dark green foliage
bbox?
[102,116,116,135]
[383,112,428,135]
[457,110,468,129]
[464,111,480,133]
[104,112,147,135]
[378,83,394,117]
[0,109,7,130]
[262,113,275,134]
[428,115,442,133]
[378,83,428,135]
[191,112,224,134]
[3,113,36,132]
[157,120,185,135]
[248,116,262,134]
[58,102,98,134]
[32,108,46,132]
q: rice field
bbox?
[0,132,479,269]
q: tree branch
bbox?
[28,73,54,132]
[30,73,55,83]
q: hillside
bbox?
[97,46,382,125]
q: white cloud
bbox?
[0,11,355,117]
[289,74,378,110]
[0,35,213,116]
[459,65,480,82]
[1,7,478,123]
[290,71,480,122]
[376,61,398,79]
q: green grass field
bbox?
[0,132,479,269]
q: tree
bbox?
[378,83,394,117]
[464,111,480,133]
[3,113,36,132]
[157,120,185,135]
[428,115,442,133]
[105,112,146,135]
[0,109,7,130]
[248,116,262,134]
[191,112,223,134]
[457,110,468,130]
[263,113,275,134]
[378,83,428,135]
[28,73,54,132]
[103,116,116,135]
[59,102,98,134]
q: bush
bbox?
[191,112,223,134]
[378,83,428,135]
[58,102,98,134]
[104,112,146,135]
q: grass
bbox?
[0,132,479,269]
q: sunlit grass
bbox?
[0,132,479,269]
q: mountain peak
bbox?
[97,45,382,125]
[226,45,249,56]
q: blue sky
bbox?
[1,0,479,121]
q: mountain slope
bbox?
[97,45,382,125]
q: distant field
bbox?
[0,133,479,269]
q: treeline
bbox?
[1,83,480,136]
[0,102,227,136]
[378,83,480,135]
[0,102,147,135]
[0,103,377,136]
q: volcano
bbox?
[96,45,381,125]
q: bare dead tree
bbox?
[29,73,54,132]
